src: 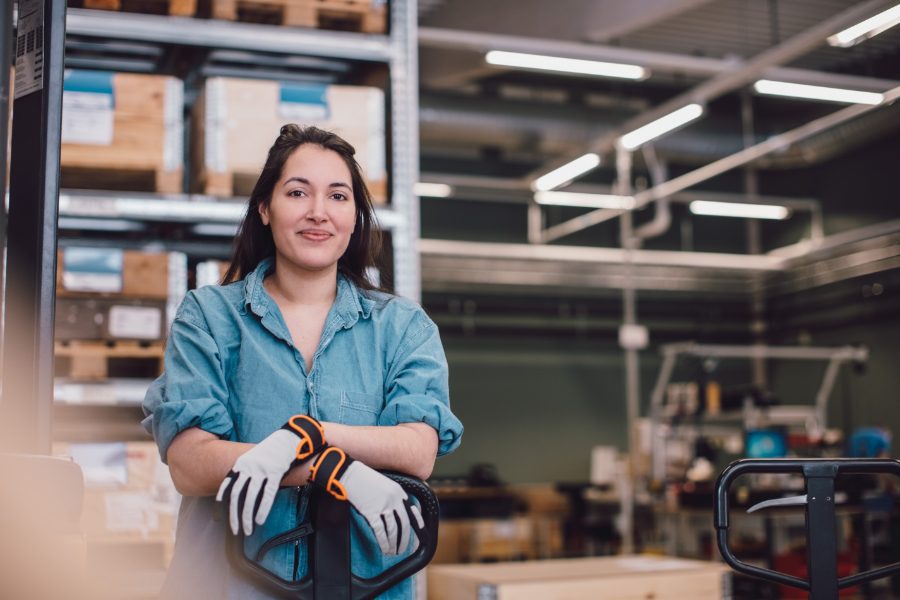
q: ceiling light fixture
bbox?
[690,200,790,220]
[753,79,884,105]
[532,153,601,192]
[534,191,635,210]
[618,103,704,151]
[827,3,900,47]
[485,50,647,80]
[413,182,453,198]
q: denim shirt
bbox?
[142,257,463,599]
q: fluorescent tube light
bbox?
[619,103,704,151]
[413,182,453,198]
[534,191,635,210]
[532,153,601,191]
[690,200,790,220]
[485,50,647,80]
[754,79,884,105]
[827,3,900,47]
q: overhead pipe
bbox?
[540,84,900,243]
[419,92,900,170]
[633,144,671,243]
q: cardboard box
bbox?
[56,297,168,342]
[60,71,184,193]
[194,77,387,203]
[56,248,174,300]
[52,442,180,557]
[427,555,729,600]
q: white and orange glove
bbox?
[308,447,424,556]
[217,415,326,535]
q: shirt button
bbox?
[307,381,313,392]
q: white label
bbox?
[70,443,129,486]
[204,79,227,172]
[163,78,184,172]
[62,247,124,293]
[14,0,44,99]
[105,491,159,533]
[61,91,115,145]
[365,91,386,177]
[278,101,329,122]
[108,305,162,340]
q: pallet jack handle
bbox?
[714,458,900,599]
[225,472,439,599]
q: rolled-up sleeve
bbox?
[379,313,462,456]
[141,294,235,463]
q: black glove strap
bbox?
[308,447,355,501]
[281,415,327,466]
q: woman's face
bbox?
[260,144,357,275]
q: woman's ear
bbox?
[258,202,270,226]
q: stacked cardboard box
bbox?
[206,0,387,33]
[60,71,184,193]
[52,441,180,596]
[194,77,387,203]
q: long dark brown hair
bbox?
[223,124,383,291]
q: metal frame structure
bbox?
[1,0,67,453]
[64,4,421,301]
[647,342,869,483]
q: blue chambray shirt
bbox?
[142,257,463,599]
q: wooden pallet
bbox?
[60,166,183,195]
[206,0,386,33]
[69,0,198,17]
[55,340,165,381]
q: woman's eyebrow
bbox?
[282,177,351,190]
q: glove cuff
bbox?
[308,446,355,501]
[281,415,327,465]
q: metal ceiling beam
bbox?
[418,26,899,93]
[524,0,896,183]
[540,83,900,243]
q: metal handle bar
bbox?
[225,472,439,600]
[714,458,900,592]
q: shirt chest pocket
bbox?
[339,391,383,426]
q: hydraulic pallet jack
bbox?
[715,459,900,600]
[225,472,438,599]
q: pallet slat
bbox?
[70,0,198,17]
[207,0,386,33]
[55,341,165,380]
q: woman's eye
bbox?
[332,193,349,201]
[289,189,306,197]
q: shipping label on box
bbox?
[62,70,115,146]
[108,304,163,340]
[278,82,330,121]
[62,247,124,294]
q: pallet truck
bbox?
[715,459,900,599]
[224,472,438,599]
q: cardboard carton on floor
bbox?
[427,555,728,600]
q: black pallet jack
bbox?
[224,472,438,600]
[715,459,900,600]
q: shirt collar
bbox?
[242,257,374,323]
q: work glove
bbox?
[217,415,326,535]
[308,447,425,556]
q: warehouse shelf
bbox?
[66,8,394,62]
[57,189,406,231]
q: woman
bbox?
[142,125,463,599]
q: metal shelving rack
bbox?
[63,4,421,300]
[2,2,421,445]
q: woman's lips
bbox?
[299,230,332,241]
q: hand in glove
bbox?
[217,415,326,535]
[308,447,424,556]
